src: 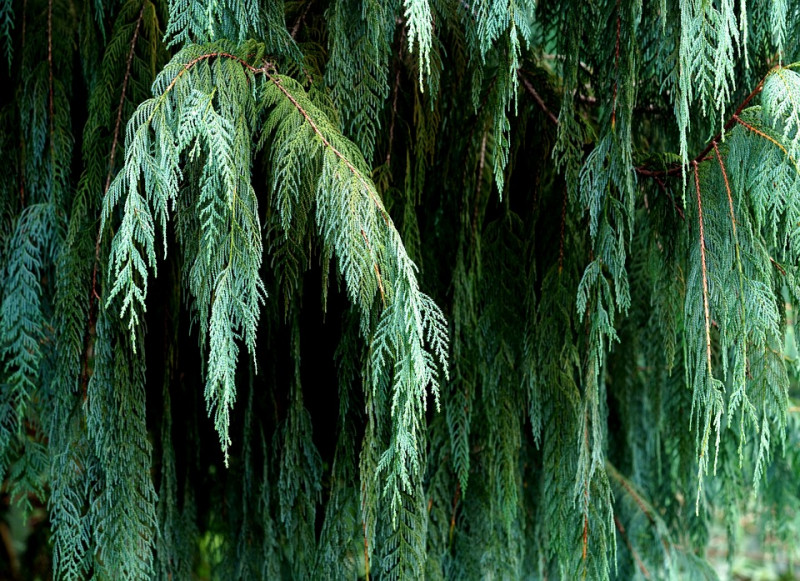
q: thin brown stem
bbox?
[291,0,314,39]
[693,161,713,376]
[104,4,146,197]
[611,0,620,130]
[614,516,651,579]
[636,71,770,178]
[386,67,401,167]
[92,3,147,299]
[472,130,488,242]
[734,114,799,167]
[558,185,568,274]
[47,0,53,135]
[713,142,736,240]
[362,517,370,581]
[770,256,787,276]
[714,142,747,332]
[82,5,147,400]
[519,71,558,126]
[448,482,461,547]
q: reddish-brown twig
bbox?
[693,161,713,376]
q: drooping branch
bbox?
[517,63,774,183]
[734,114,800,174]
[82,4,147,400]
[713,141,746,329]
[636,72,769,178]
[614,516,651,580]
[104,4,147,197]
[558,184,567,274]
[611,0,620,130]
[518,71,558,126]
[693,160,713,376]
[47,0,53,139]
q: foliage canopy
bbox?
[2,0,800,579]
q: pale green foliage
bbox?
[403,0,433,84]
[1,0,12,68]
[324,0,396,163]
[102,41,268,461]
[166,0,260,45]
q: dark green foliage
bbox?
[3,1,800,580]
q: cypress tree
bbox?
[1,1,799,579]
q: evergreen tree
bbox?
[1,0,800,579]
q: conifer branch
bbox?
[290,0,313,39]
[386,67,401,167]
[263,69,390,297]
[518,72,558,126]
[733,114,800,174]
[636,71,770,178]
[105,3,146,197]
[713,141,746,331]
[47,0,53,137]
[263,70,389,225]
[611,0,620,131]
[558,185,567,274]
[85,3,148,400]
[614,516,651,579]
[692,160,713,376]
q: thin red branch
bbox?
[614,516,651,579]
[47,0,53,134]
[291,0,314,39]
[715,141,749,334]
[636,73,769,178]
[654,176,685,221]
[82,5,146,400]
[611,0,620,130]
[770,256,787,276]
[386,67,401,167]
[92,3,146,298]
[104,4,146,197]
[558,185,568,274]
[693,161,713,375]
[734,114,793,160]
[519,72,558,126]
[362,516,371,581]
[472,130,488,242]
[449,482,461,546]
